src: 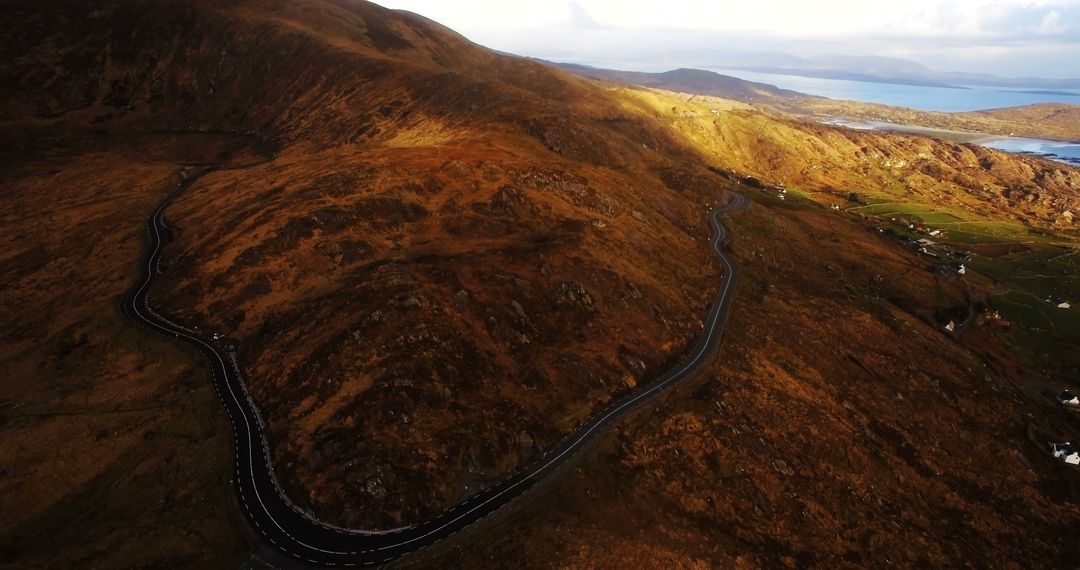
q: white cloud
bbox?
[373,0,1080,77]
[1038,10,1069,33]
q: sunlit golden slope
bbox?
[612,87,1080,231]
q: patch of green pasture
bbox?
[966,246,1080,376]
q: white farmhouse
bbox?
[1045,297,1070,309]
[1050,442,1080,465]
[1058,390,1079,406]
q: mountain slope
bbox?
[610,88,1080,230]
[960,103,1080,138]
[555,63,1080,142]
[4,1,1080,568]
[794,98,1080,142]
[3,0,733,532]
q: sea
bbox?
[709,67,1080,113]
[710,68,1080,166]
[979,137,1080,166]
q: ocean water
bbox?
[980,138,1080,166]
[709,68,1080,113]
[822,118,1080,166]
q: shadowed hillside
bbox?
[2,0,734,535]
[3,1,1079,568]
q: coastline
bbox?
[819,117,1080,166]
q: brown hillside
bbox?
[414,182,1080,570]
[791,99,1080,142]
[611,88,1080,231]
[0,135,255,567]
[3,1,1079,568]
[553,65,1080,142]
[961,103,1080,138]
[3,0,730,532]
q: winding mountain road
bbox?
[122,169,748,567]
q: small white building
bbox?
[958,264,966,275]
[929,229,942,237]
[1046,297,1070,309]
[1050,442,1080,465]
[944,321,956,332]
[1058,390,1079,406]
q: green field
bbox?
[844,196,1079,376]
[934,222,1035,244]
[850,201,1062,244]
[965,244,1080,374]
[852,202,967,221]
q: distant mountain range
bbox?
[554,62,1080,142]
[670,51,1080,90]
[552,63,808,101]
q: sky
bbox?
[372,0,1080,78]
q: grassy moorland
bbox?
[0,134,255,568]
[559,64,1080,142]
[610,84,1080,381]
[413,176,1080,570]
[843,182,1079,376]
[3,1,1080,568]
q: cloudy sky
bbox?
[373,0,1079,78]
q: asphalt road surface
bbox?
[122,171,748,567]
